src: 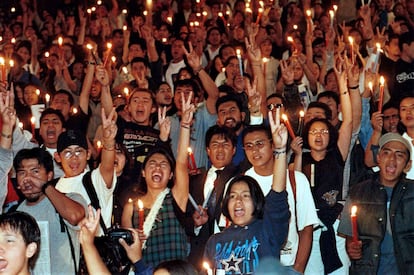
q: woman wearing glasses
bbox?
[289,60,353,275]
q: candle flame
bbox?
[202,11,208,16]
[111,56,116,62]
[31,116,36,124]
[203,262,211,270]
[72,107,78,114]
[259,0,264,7]
[380,76,385,86]
[96,140,102,148]
[196,12,201,17]
[187,147,193,154]
[58,37,63,46]
[293,24,298,30]
[167,16,172,22]
[287,36,293,43]
[35,89,40,96]
[306,9,312,17]
[0,57,4,65]
[86,44,93,50]
[162,38,167,43]
[124,87,129,96]
[143,10,148,16]
[87,8,92,14]
[106,42,112,49]
[9,60,14,67]
[91,7,96,12]
[218,12,223,17]
[329,10,334,18]
[333,4,338,12]
[11,38,16,44]
[281,114,288,121]
[45,51,50,58]
[299,110,305,117]
[128,198,132,203]
[45,93,50,102]
[18,122,23,129]
[122,66,128,74]
[351,205,357,217]
[122,9,127,14]
[138,199,144,209]
[368,81,373,91]
[123,25,127,31]
[236,49,241,56]
[97,0,102,5]
[348,36,353,44]
[262,57,269,63]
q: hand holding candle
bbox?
[30,116,36,137]
[236,49,243,77]
[187,147,197,170]
[298,110,305,136]
[138,199,144,230]
[351,205,359,242]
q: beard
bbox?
[25,192,43,203]
[223,120,242,132]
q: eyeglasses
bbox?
[267,103,283,111]
[62,148,86,159]
[244,140,270,151]
[308,129,329,136]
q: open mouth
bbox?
[0,259,7,271]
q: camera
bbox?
[107,228,133,245]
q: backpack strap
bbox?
[59,214,78,274]
[288,170,299,231]
[81,171,108,234]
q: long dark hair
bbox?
[302,118,338,151]
[222,175,265,222]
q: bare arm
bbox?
[294,225,313,273]
[171,93,195,212]
[269,108,287,192]
[99,108,117,188]
[364,112,382,167]
[184,42,218,114]
[79,59,95,114]
[335,59,353,161]
[347,61,362,133]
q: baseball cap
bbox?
[379,133,412,159]
[57,130,88,153]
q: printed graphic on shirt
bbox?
[214,237,260,274]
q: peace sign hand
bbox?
[183,42,201,71]
[158,106,171,142]
[181,91,196,127]
[268,108,287,149]
[101,107,117,142]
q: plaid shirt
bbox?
[132,191,188,267]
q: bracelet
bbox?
[85,61,96,66]
[193,67,203,75]
[348,85,359,90]
[181,124,190,129]
[103,143,115,151]
[1,132,11,139]
[273,149,287,156]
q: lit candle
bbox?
[167,16,172,23]
[306,9,312,18]
[123,25,127,31]
[122,66,128,74]
[124,87,129,97]
[368,81,373,96]
[45,93,50,108]
[103,42,112,67]
[45,51,50,58]
[9,59,14,68]
[72,107,78,114]
[373,43,382,72]
[329,10,334,27]
[348,36,354,64]
[0,57,5,82]
[58,36,63,47]
[281,114,296,139]
[187,147,197,170]
[18,122,23,129]
[111,56,116,63]
[298,110,305,136]
[287,36,296,54]
[30,116,36,136]
[96,140,102,149]
[86,44,98,64]
[35,89,40,96]
[138,199,144,230]
[11,38,16,44]
[91,6,96,12]
[203,262,213,275]
[378,76,385,113]
[97,0,102,5]
[202,11,208,17]
[236,49,243,77]
[256,8,263,25]
[262,57,268,77]
[351,205,359,242]
[293,24,298,30]
[146,0,152,11]
[122,9,127,14]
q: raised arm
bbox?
[184,42,218,114]
[334,58,353,161]
[269,108,287,192]
[98,107,117,188]
[95,65,113,116]
[172,92,195,212]
[79,53,95,114]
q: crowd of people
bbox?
[0,0,414,274]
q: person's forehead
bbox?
[130,91,152,100]
[218,101,239,110]
[400,97,414,106]
[244,130,267,141]
[384,108,399,115]
[308,107,325,115]
[53,94,69,101]
[310,121,328,129]
[41,114,62,122]
[210,134,231,143]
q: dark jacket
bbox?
[338,175,414,275]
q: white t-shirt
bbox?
[403,132,414,180]
[165,59,186,91]
[245,168,320,266]
[55,167,117,235]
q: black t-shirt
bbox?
[391,58,414,101]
